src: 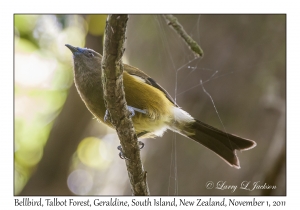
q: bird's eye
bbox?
[84,51,94,58]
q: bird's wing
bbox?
[124,63,178,107]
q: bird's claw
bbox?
[117,145,130,160]
[138,141,145,149]
[127,106,147,118]
[104,106,146,121]
[117,141,145,160]
[127,106,135,118]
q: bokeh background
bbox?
[14,14,286,195]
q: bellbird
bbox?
[66,44,256,169]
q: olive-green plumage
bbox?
[66,44,256,168]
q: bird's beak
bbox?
[65,44,78,54]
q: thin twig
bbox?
[164,14,204,57]
[101,14,150,196]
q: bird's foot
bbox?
[117,145,130,160]
[138,141,145,149]
[127,106,147,117]
[104,106,147,122]
[117,141,145,160]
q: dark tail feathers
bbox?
[181,119,256,168]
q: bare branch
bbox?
[164,14,204,57]
[101,14,150,196]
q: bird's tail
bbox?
[171,115,256,168]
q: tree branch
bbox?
[101,15,150,196]
[164,14,204,57]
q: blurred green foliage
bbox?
[14,15,87,194]
[15,14,110,195]
[86,15,107,36]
